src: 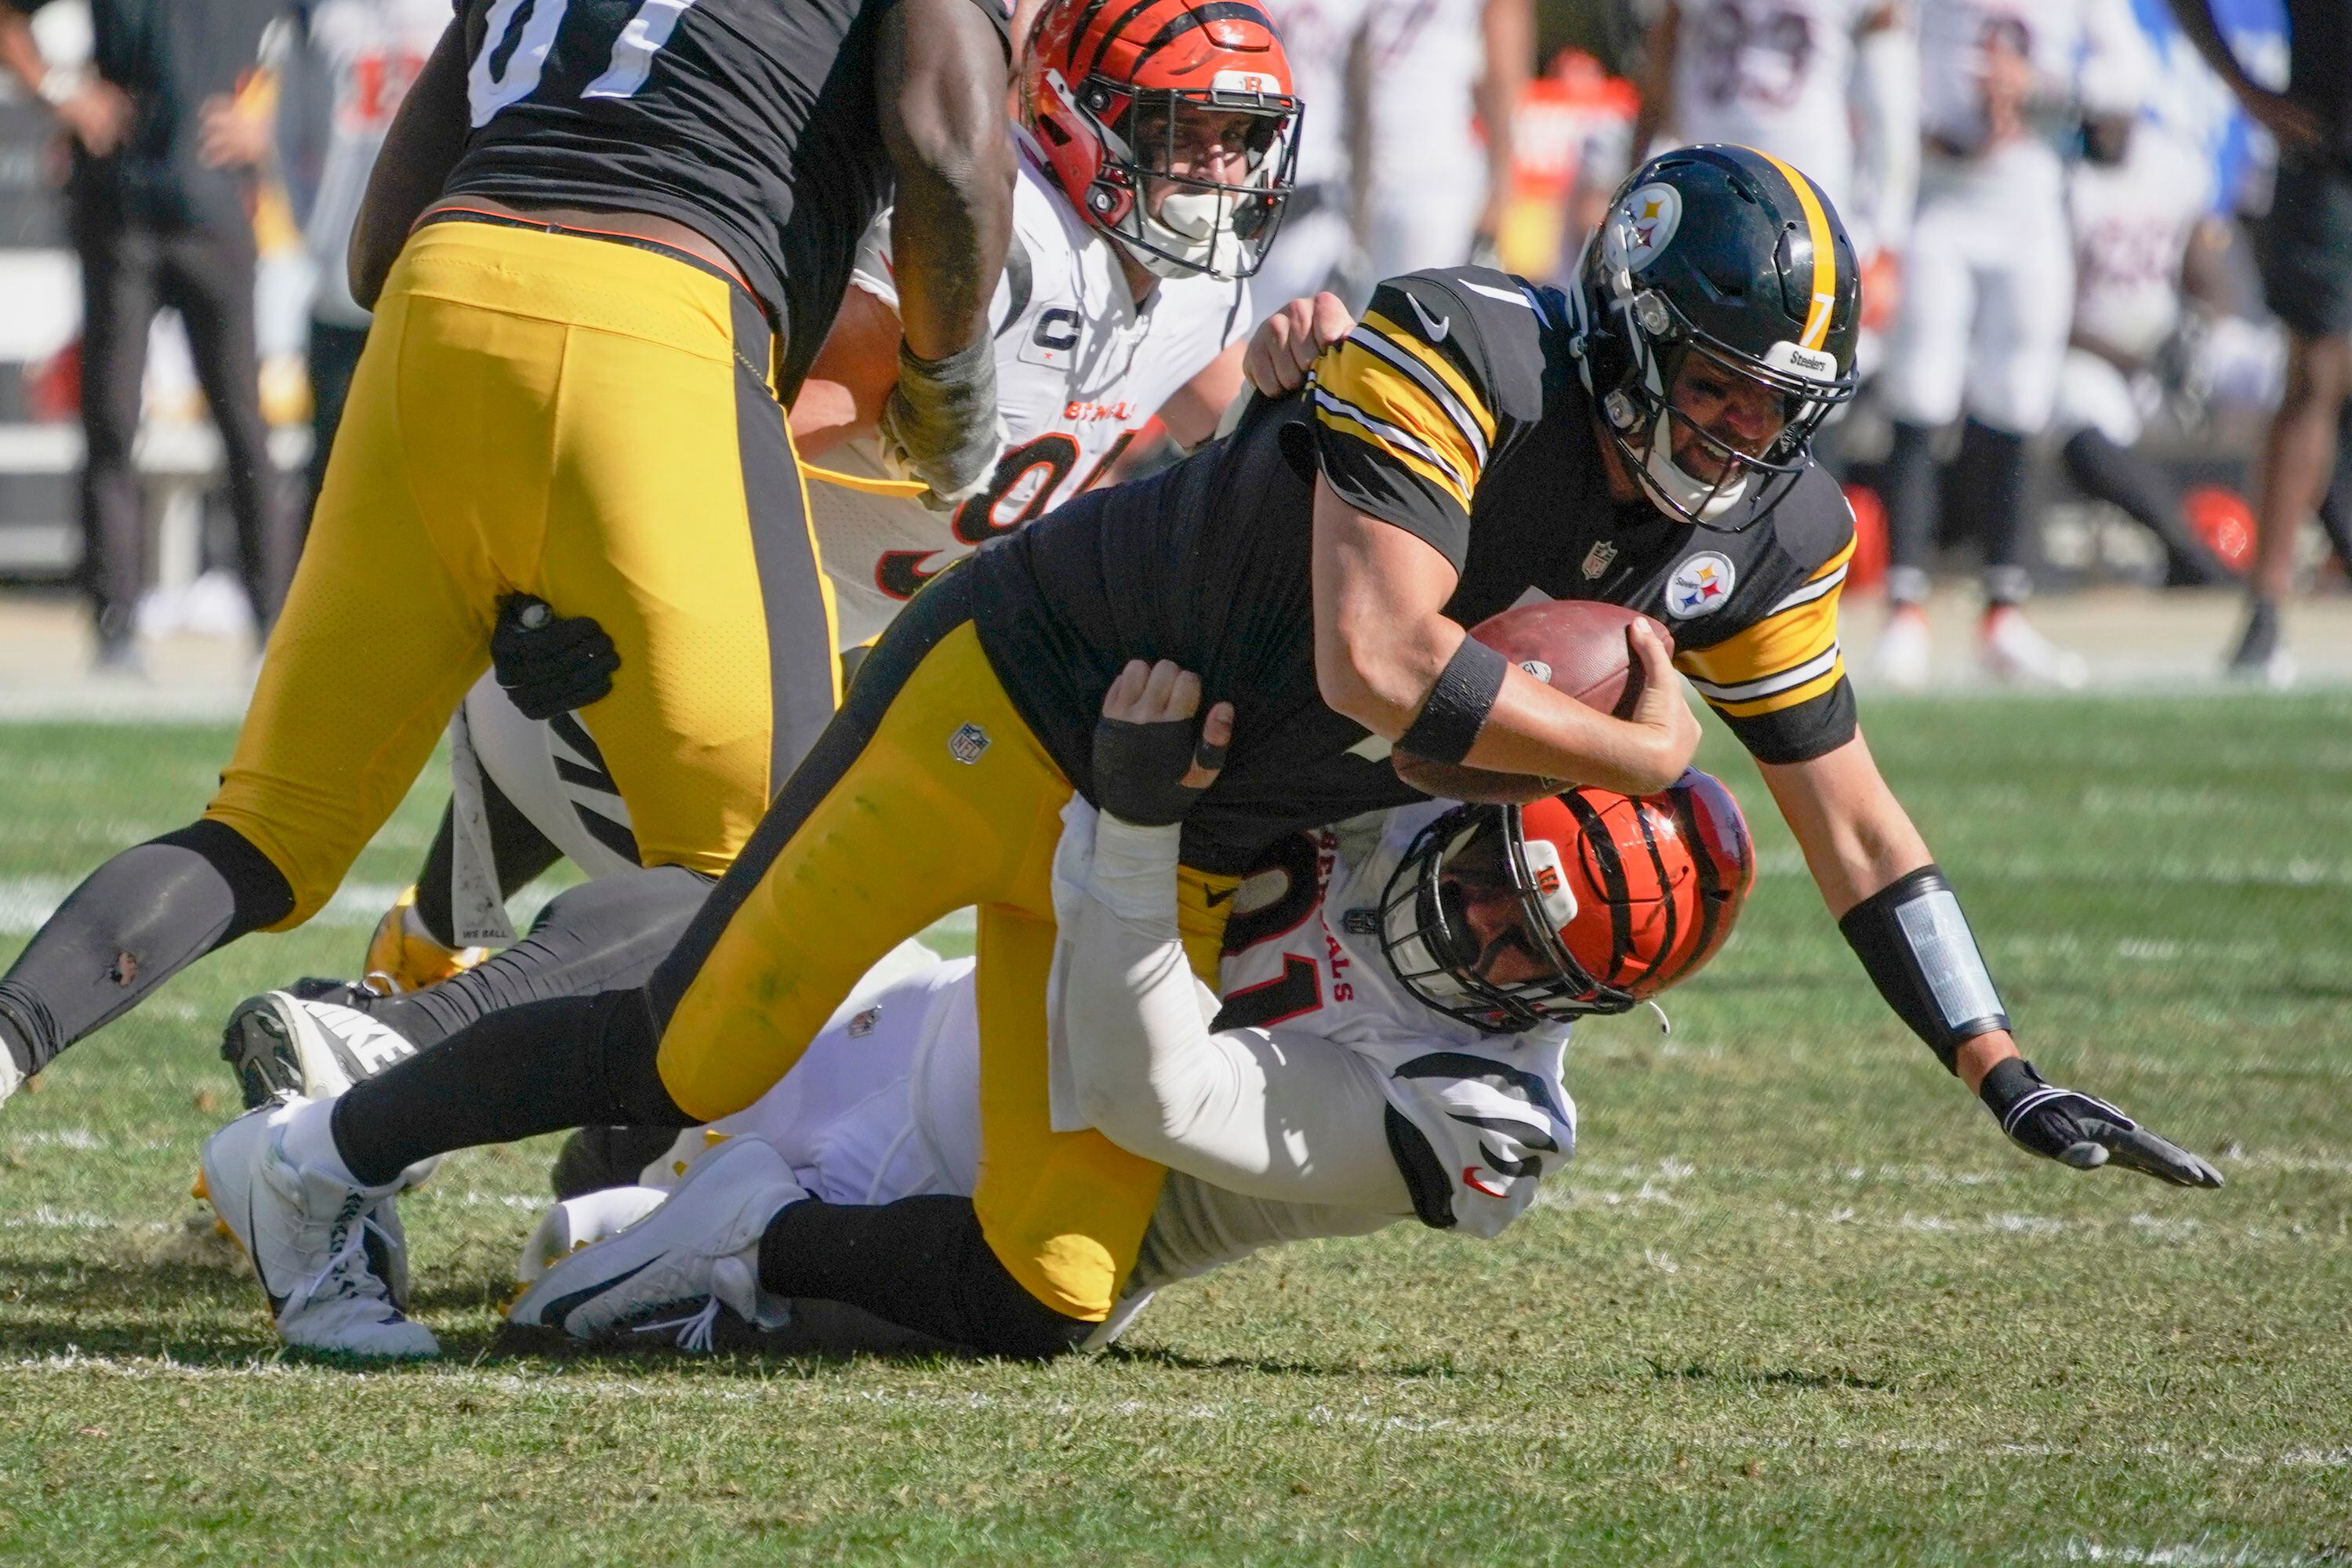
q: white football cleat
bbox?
[507,1137,804,1348]
[1980,605,2089,689]
[0,1050,21,1110]
[1872,604,1933,691]
[221,991,419,1109]
[200,1097,437,1359]
[514,1185,670,1287]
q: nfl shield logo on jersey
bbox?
[1581,540,1618,579]
[1665,552,1737,619]
[949,723,991,764]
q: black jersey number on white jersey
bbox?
[469,0,699,126]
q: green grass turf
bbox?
[0,695,2348,1565]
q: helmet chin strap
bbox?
[1638,409,1751,522]
[1120,188,1241,279]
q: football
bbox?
[1392,600,1675,804]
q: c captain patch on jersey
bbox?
[811,136,1250,648]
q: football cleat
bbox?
[1980,606,2088,690]
[506,1136,804,1348]
[361,886,486,996]
[0,1049,20,1110]
[1872,604,1932,691]
[2223,600,2296,689]
[199,1097,437,1359]
[514,1185,670,1287]
[220,991,419,1109]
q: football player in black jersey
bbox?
[204,144,2217,1363]
[0,4,1018,1113]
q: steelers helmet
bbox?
[1569,144,1861,532]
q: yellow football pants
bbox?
[648,575,1235,1320]
[205,216,840,923]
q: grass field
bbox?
[0,694,2348,1565]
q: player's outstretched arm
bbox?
[349,18,469,310]
[873,0,1017,504]
[1065,662,1414,1210]
[1759,734,2221,1189]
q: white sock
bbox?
[279,1096,367,1189]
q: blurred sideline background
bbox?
[0,0,2346,717]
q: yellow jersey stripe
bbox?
[1751,147,1838,351]
[1708,654,1846,718]
[1319,343,1483,495]
[1359,311,1497,445]
[1312,390,1473,511]
[1675,587,1841,690]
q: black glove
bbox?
[1090,712,1230,828]
[489,594,619,720]
[1978,1058,2223,1189]
[877,337,1004,510]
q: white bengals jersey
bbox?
[1363,0,1485,182]
[813,139,1251,648]
[1915,0,2151,161]
[2067,124,2210,359]
[1259,0,1373,191]
[303,0,452,326]
[1664,0,1879,219]
[1207,804,1577,1236]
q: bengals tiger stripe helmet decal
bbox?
[1022,0,1301,279]
[1377,770,1756,1033]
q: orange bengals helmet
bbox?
[1375,769,1756,1033]
[1022,0,1300,279]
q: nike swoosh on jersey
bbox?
[1205,885,1237,907]
[1406,292,1450,343]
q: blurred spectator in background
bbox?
[1632,0,1918,350]
[1360,0,1533,281]
[2053,111,2238,587]
[1249,0,1371,321]
[288,0,444,528]
[1872,0,2151,690]
[0,0,295,671]
[2165,0,2352,686]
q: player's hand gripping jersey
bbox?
[971,263,1859,876]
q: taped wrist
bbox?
[883,336,1000,497]
[1090,713,1225,827]
[1396,635,1508,766]
[1838,864,2010,1073]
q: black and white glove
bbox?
[1090,659,1232,827]
[489,594,619,720]
[877,337,1005,510]
[1978,1058,2223,1189]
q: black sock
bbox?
[409,779,564,952]
[2316,402,2352,572]
[329,987,691,1187]
[0,821,292,1075]
[1882,420,1940,604]
[757,1194,1095,1360]
[1951,419,2033,605]
[2059,429,2230,585]
[366,866,710,1051]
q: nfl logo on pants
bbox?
[949,723,991,764]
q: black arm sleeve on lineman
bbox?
[369,866,711,1052]
[331,985,694,1188]
[757,1196,1096,1360]
[0,821,292,1075]
[408,778,565,953]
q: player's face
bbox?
[1438,872,1552,987]
[1664,352,1788,484]
[1129,100,1276,216]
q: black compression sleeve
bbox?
[1396,634,1508,764]
[1838,864,2011,1073]
[410,775,564,951]
[757,1196,1095,1360]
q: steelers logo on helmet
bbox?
[1373,771,1757,1034]
[1568,145,1863,534]
[1021,0,1302,281]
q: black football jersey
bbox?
[970,267,1860,875]
[442,0,1011,393]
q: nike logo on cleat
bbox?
[535,1256,661,1329]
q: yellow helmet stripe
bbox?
[1748,147,1837,351]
